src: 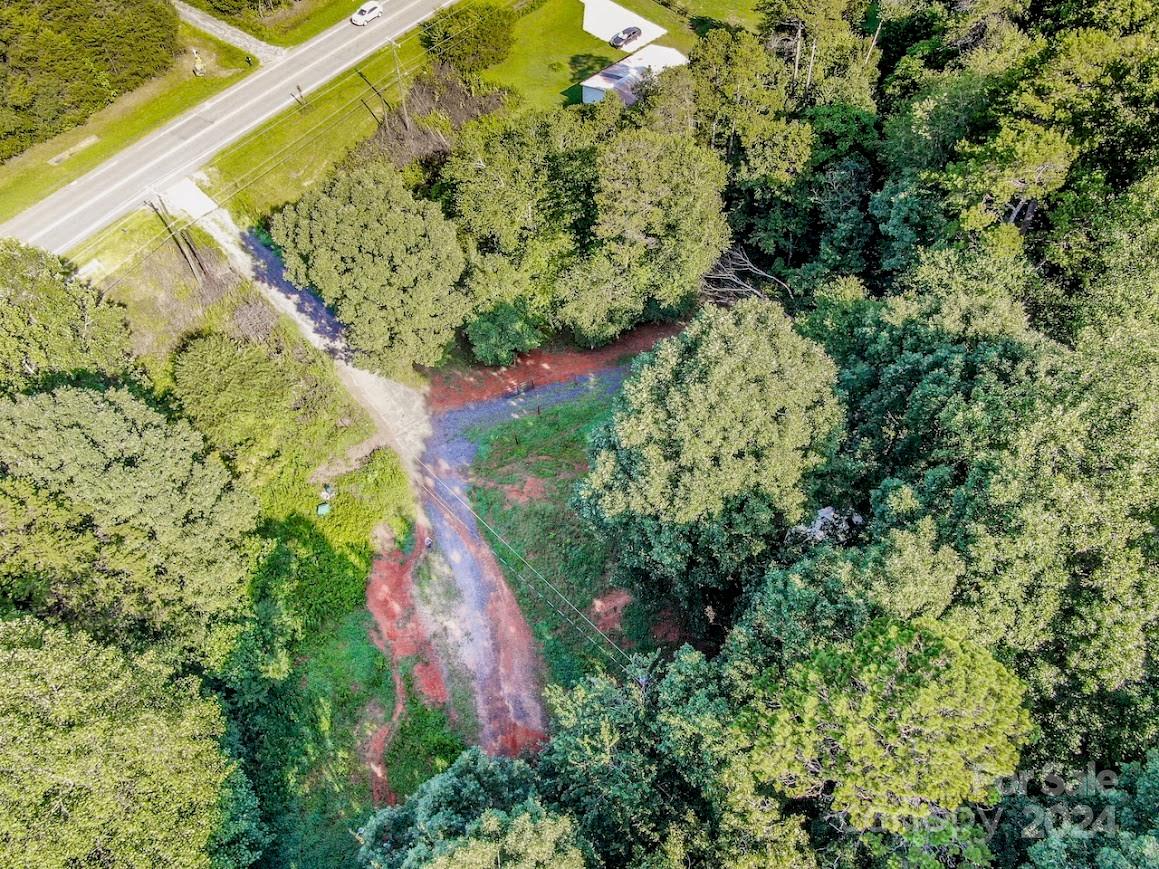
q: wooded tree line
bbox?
[347,0,1159,866]
[0,0,179,160]
[1,0,1157,862]
[0,237,418,866]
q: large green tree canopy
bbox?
[800,245,1159,760]
[0,386,258,666]
[557,128,731,343]
[357,749,556,868]
[0,240,130,394]
[271,160,467,372]
[576,298,842,621]
[739,617,1033,834]
[421,1,517,73]
[0,618,264,868]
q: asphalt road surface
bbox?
[0,0,451,255]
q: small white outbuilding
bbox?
[580,44,688,106]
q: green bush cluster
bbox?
[422,1,519,73]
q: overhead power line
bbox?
[417,473,634,675]
[415,455,636,671]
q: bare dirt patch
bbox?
[355,699,396,806]
[590,588,633,634]
[651,608,688,645]
[366,540,449,706]
[420,462,548,757]
[426,322,682,412]
[493,475,550,505]
[363,538,452,805]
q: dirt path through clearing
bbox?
[173,192,677,786]
[426,322,681,412]
[419,456,547,755]
[363,539,449,805]
[188,202,545,770]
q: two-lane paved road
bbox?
[0,0,450,255]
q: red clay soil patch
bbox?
[651,607,688,645]
[491,722,548,757]
[366,539,448,705]
[427,322,682,412]
[588,589,691,648]
[590,588,634,634]
[356,699,399,807]
[500,475,550,505]
[363,534,450,805]
[481,573,547,756]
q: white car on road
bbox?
[351,1,383,25]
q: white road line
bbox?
[13,0,443,250]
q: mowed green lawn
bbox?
[683,0,761,30]
[615,0,698,52]
[481,0,759,108]
[482,0,622,108]
[0,23,253,224]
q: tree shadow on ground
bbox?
[562,53,616,104]
[691,16,741,36]
[220,511,379,868]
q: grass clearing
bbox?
[469,391,657,686]
[384,692,466,798]
[73,212,244,384]
[616,0,699,52]
[185,0,362,46]
[482,0,622,108]
[685,0,760,30]
[0,23,252,224]
[480,0,751,107]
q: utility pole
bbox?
[147,198,199,279]
[391,40,410,131]
[161,197,209,276]
[792,22,803,87]
[864,20,882,65]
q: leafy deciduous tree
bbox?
[271,161,467,372]
[739,617,1033,834]
[0,618,265,868]
[576,299,842,619]
[0,387,257,665]
[0,240,130,394]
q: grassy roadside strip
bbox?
[201,15,433,222]
[0,23,254,224]
[184,0,364,46]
